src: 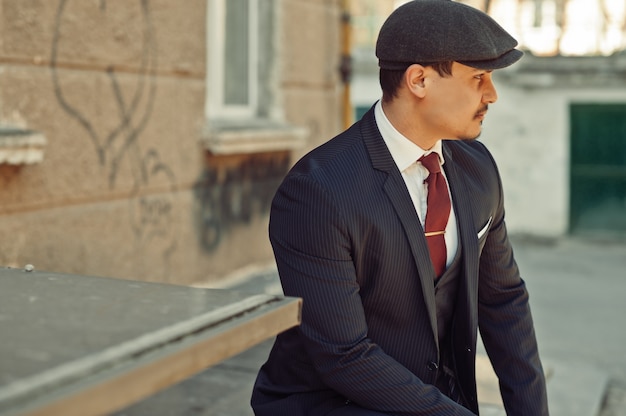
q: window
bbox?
[208,0,258,118]
[205,0,305,154]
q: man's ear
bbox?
[405,64,427,98]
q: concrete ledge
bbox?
[476,353,609,416]
[0,126,47,165]
[543,357,609,416]
[202,119,307,155]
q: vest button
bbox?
[427,361,439,371]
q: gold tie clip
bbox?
[424,230,446,237]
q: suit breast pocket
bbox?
[476,216,492,253]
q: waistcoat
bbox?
[434,238,463,347]
[433,235,464,400]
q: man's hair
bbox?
[380,61,454,103]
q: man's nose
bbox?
[483,77,498,104]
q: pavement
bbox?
[115,235,626,416]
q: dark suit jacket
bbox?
[252,107,548,415]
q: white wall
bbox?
[481,79,626,237]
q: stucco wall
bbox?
[0,0,342,285]
[282,0,343,160]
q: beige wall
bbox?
[282,0,343,159]
[0,0,342,285]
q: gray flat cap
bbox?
[376,0,523,70]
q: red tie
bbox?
[419,152,451,278]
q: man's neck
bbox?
[381,99,439,150]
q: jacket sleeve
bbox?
[269,172,475,416]
[476,148,549,416]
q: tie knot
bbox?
[420,152,441,174]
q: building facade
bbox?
[0,0,343,285]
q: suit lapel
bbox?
[361,108,438,343]
[442,143,479,332]
[382,175,439,341]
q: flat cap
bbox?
[376,0,523,70]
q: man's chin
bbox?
[458,130,482,141]
[443,127,482,142]
[463,133,482,141]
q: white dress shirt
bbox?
[374,100,459,268]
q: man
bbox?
[251,1,549,415]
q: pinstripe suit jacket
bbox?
[252,107,548,415]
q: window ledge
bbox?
[202,119,307,155]
[0,126,47,165]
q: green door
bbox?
[570,104,626,235]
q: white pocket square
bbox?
[477,216,493,239]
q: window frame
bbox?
[207,0,259,120]
[203,0,307,155]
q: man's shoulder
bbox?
[290,119,372,177]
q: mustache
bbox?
[476,105,489,116]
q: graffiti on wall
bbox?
[50,0,178,270]
[193,153,290,252]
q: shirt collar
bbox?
[374,100,445,172]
